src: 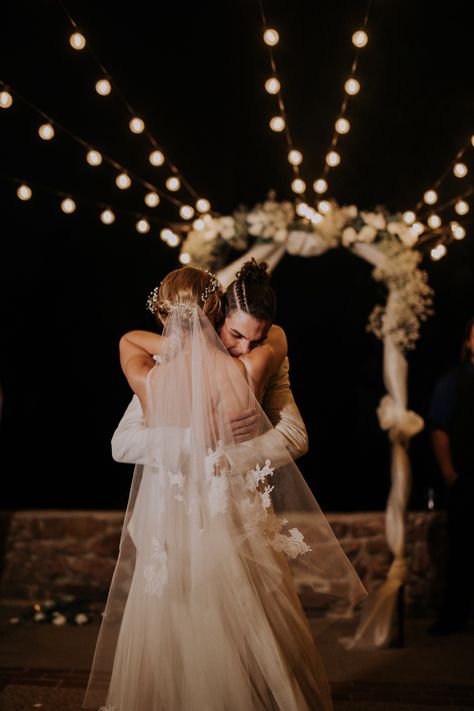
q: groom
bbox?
[111,262,308,465]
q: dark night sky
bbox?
[1,0,473,512]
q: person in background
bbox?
[427,316,474,636]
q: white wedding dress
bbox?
[83,306,366,710]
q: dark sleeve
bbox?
[427,374,456,432]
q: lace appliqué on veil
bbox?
[242,459,311,559]
[143,538,168,597]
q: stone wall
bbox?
[0,510,447,616]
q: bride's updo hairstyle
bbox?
[146,266,224,325]
[224,258,276,324]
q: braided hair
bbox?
[223,258,276,324]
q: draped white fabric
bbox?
[218,239,424,650]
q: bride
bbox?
[83,265,366,710]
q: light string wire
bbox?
[56,0,201,203]
[258,0,307,202]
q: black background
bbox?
[1,0,473,512]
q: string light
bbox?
[179,252,191,264]
[86,149,103,166]
[454,200,469,215]
[402,211,416,225]
[100,208,115,224]
[269,116,285,132]
[136,218,150,234]
[167,232,180,247]
[129,117,145,134]
[263,28,279,46]
[288,150,303,165]
[0,90,13,109]
[116,173,131,189]
[264,78,280,94]
[144,191,160,207]
[423,189,438,205]
[61,197,76,213]
[149,150,165,166]
[450,222,466,239]
[196,198,210,213]
[291,178,306,194]
[326,151,341,167]
[352,30,368,48]
[179,205,194,220]
[335,118,350,134]
[95,79,112,96]
[412,221,425,235]
[427,214,441,229]
[17,184,32,201]
[69,32,86,50]
[313,178,328,194]
[166,176,181,192]
[344,78,360,96]
[38,123,55,140]
[318,200,331,214]
[430,243,447,260]
[453,162,467,178]
[193,218,205,231]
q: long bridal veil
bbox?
[83,305,367,711]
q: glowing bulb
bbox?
[149,150,165,166]
[288,150,303,165]
[423,189,438,205]
[160,228,174,241]
[455,200,469,215]
[291,178,306,194]
[129,117,145,134]
[179,205,195,220]
[263,29,279,46]
[453,162,467,178]
[100,209,115,225]
[311,212,324,224]
[38,123,55,140]
[318,200,331,214]
[265,77,280,94]
[167,233,180,247]
[196,198,210,213]
[166,176,180,191]
[412,221,425,235]
[61,198,76,214]
[17,184,32,201]
[95,79,111,96]
[427,214,441,229]
[0,90,13,108]
[116,173,131,189]
[86,150,102,166]
[193,218,205,231]
[326,151,341,167]
[450,222,466,240]
[69,32,86,50]
[296,202,309,217]
[344,78,360,96]
[313,178,328,194]
[335,118,350,134]
[136,218,150,234]
[431,243,447,261]
[352,30,368,48]
[402,211,416,225]
[179,252,191,264]
[145,192,160,207]
[269,116,285,132]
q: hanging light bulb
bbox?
[179,252,191,264]
[196,198,210,213]
[116,173,131,189]
[427,214,441,229]
[136,218,150,234]
[193,218,205,231]
[269,116,285,132]
[167,232,180,247]
[0,90,13,109]
[144,191,160,207]
[17,184,32,201]
[431,243,447,260]
[166,176,180,191]
[412,221,425,235]
[318,200,331,214]
[149,150,165,166]
[453,162,468,178]
[95,79,112,96]
[325,151,341,167]
[344,78,360,95]
[61,197,76,214]
[288,150,303,165]
[450,221,466,240]
[264,77,280,94]
[296,202,309,217]
[69,32,86,50]
[160,228,173,241]
[291,178,306,194]
[352,30,368,48]
[129,117,145,134]
[335,117,350,134]
[455,200,469,215]
[423,189,438,205]
[263,29,279,46]
[179,205,195,220]
[38,123,55,140]
[100,209,115,225]
[402,211,416,225]
[311,212,324,224]
[313,178,328,194]
[86,149,102,166]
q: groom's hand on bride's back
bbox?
[229,407,259,442]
